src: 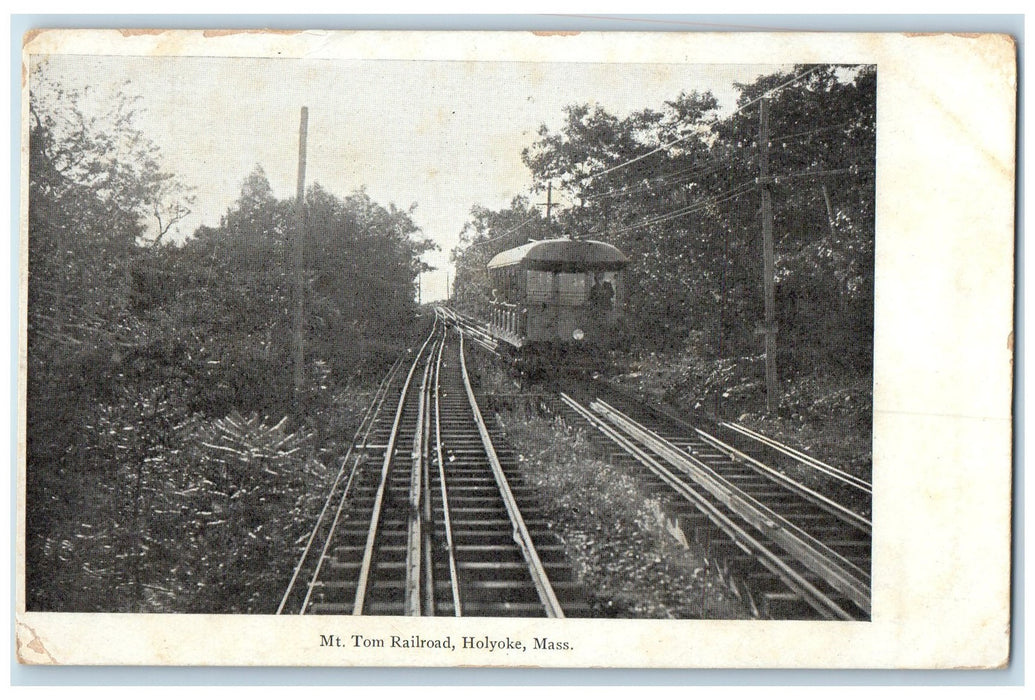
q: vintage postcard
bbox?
[16,29,1014,668]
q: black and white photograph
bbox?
[16,30,1013,668]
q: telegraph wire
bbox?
[462,65,859,250]
[578,65,826,185]
[769,120,862,144]
[609,180,758,235]
[580,159,729,202]
[770,166,870,183]
[465,214,538,249]
[606,159,871,236]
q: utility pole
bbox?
[417,269,422,306]
[758,98,778,412]
[446,270,451,301]
[538,182,555,233]
[292,107,308,399]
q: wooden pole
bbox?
[759,98,778,413]
[293,107,308,398]
[546,182,553,225]
[539,182,555,234]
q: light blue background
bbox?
[9,13,1024,687]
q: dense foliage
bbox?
[26,78,434,612]
[453,65,875,417]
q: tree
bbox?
[26,69,439,613]
[515,94,727,349]
[455,65,876,382]
[26,73,197,611]
[305,185,437,377]
[712,65,876,373]
[450,197,548,310]
[29,75,195,249]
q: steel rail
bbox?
[421,332,438,616]
[404,342,436,615]
[694,427,871,534]
[438,306,499,355]
[584,376,869,527]
[457,331,565,618]
[433,335,464,615]
[593,399,870,615]
[352,324,439,615]
[720,421,872,495]
[277,353,405,615]
[296,356,407,614]
[559,393,858,620]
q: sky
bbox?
[32,54,785,302]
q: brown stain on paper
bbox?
[22,28,46,48]
[21,29,49,86]
[203,29,302,38]
[119,29,166,38]
[16,622,58,664]
[904,32,987,39]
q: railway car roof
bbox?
[487,238,628,272]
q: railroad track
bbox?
[438,305,498,355]
[280,315,584,616]
[554,378,871,620]
[441,306,871,620]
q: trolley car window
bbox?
[526,271,597,305]
[527,270,553,302]
[557,273,588,306]
[497,268,509,303]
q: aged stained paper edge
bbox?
[15,29,1016,668]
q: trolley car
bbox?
[485,237,628,371]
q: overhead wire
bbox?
[580,158,721,199]
[769,120,859,144]
[607,160,871,236]
[566,65,828,235]
[577,65,826,186]
[609,179,758,235]
[463,64,848,251]
[580,159,731,202]
[577,135,767,206]
[770,165,873,183]
[464,214,538,249]
[600,124,869,234]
